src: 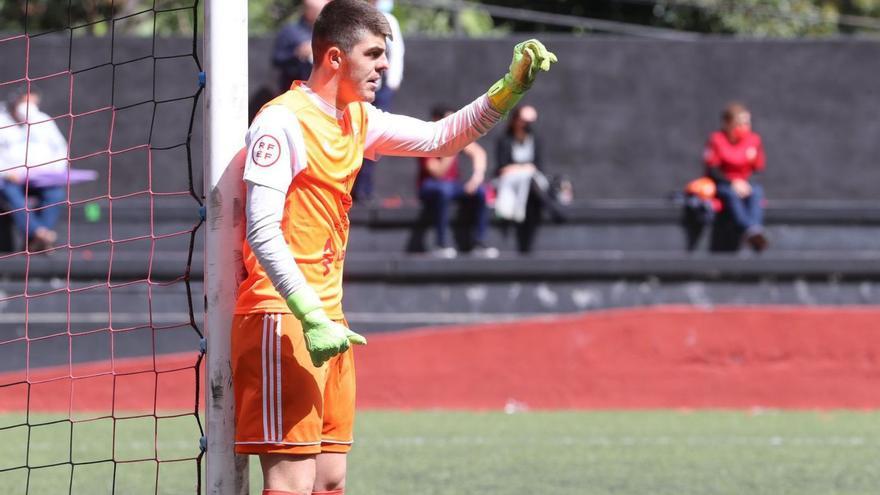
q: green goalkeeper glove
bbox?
[487,39,558,115]
[286,288,366,368]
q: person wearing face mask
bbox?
[0,88,69,251]
[493,104,563,254]
[703,102,768,251]
[373,0,403,110]
[351,0,405,203]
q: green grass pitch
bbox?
[2,410,880,494]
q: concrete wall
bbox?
[3,34,878,201]
[338,36,879,201]
[0,34,204,202]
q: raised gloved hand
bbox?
[487,39,558,114]
[286,288,366,368]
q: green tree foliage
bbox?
[654,0,840,36]
[0,0,200,36]
[0,0,878,37]
[394,2,502,36]
[842,0,880,16]
[248,0,300,36]
[480,0,879,37]
[480,0,650,33]
[0,0,114,34]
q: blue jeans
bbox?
[353,159,375,201]
[715,181,764,231]
[353,85,395,202]
[419,179,489,248]
[0,181,65,239]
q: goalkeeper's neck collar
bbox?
[298,82,345,121]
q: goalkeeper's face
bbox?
[339,32,389,104]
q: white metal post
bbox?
[204,0,249,493]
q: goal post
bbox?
[203,0,249,493]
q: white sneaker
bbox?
[431,246,457,259]
[471,245,499,259]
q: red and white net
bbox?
[0,2,205,493]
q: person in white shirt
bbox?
[351,0,406,202]
[375,0,405,101]
[0,88,69,251]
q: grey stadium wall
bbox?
[3,34,878,201]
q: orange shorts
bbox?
[231,313,356,455]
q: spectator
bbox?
[353,0,405,202]
[271,0,329,93]
[0,88,69,251]
[704,102,768,251]
[494,104,561,254]
[418,105,497,259]
[681,176,718,251]
[373,0,404,111]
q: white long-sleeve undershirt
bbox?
[363,94,501,160]
[381,12,405,91]
[244,89,502,301]
[245,182,306,300]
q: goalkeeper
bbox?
[230,1,557,494]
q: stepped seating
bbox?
[2,198,879,332]
[347,199,880,254]
[2,198,879,279]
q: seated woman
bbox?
[417,105,497,259]
[0,88,69,251]
[703,101,768,252]
[494,104,562,254]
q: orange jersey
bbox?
[235,84,368,318]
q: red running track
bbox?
[2,306,879,412]
[356,306,880,410]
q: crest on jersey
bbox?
[252,135,281,167]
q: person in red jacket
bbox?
[703,102,768,251]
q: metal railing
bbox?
[398,0,702,40]
[399,0,880,38]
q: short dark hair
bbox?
[312,0,392,65]
[430,104,452,121]
[722,102,749,123]
[6,86,38,111]
[506,105,529,134]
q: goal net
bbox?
[0,1,206,493]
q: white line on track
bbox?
[0,312,536,325]
[0,313,193,324]
[362,435,879,448]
